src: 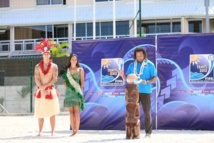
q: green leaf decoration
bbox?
[51,42,70,57]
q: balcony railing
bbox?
[0,33,182,57]
[76,34,129,40]
[0,38,70,57]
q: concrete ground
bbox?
[0,114,214,143]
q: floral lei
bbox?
[39,60,52,75]
[134,59,147,79]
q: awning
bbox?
[0,0,214,26]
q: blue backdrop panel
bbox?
[157,34,214,130]
[72,37,156,130]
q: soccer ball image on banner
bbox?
[126,74,142,84]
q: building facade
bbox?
[0,0,214,58]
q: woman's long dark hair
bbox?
[59,53,80,76]
[65,53,80,69]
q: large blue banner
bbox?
[72,34,214,130]
[157,34,214,130]
[72,38,156,130]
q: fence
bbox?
[0,57,68,114]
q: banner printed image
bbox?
[101,58,124,86]
[72,38,156,130]
[190,54,214,83]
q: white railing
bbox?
[76,34,129,40]
[0,33,184,57]
[0,38,70,56]
[0,38,71,57]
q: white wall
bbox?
[0,85,66,114]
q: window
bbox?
[142,23,155,33]
[76,23,86,37]
[96,22,100,36]
[0,28,10,40]
[75,23,96,38]
[189,21,202,33]
[36,0,65,5]
[47,25,53,38]
[96,0,122,2]
[156,23,170,33]
[142,21,181,34]
[0,0,9,8]
[32,26,46,39]
[87,23,93,37]
[101,22,113,36]
[37,0,50,5]
[172,22,181,32]
[54,25,68,38]
[116,21,129,35]
[96,0,108,2]
[15,25,70,39]
[15,26,48,40]
[75,21,127,38]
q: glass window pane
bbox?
[96,0,108,2]
[15,26,46,40]
[101,22,113,36]
[189,21,202,33]
[52,0,62,4]
[54,24,68,38]
[96,0,122,1]
[76,23,86,37]
[37,0,50,5]
[31,26,46,39]
[87,23,93,37]
[116,21,129,35]
[142,23,155,34]
[0,0,9,7]
[47,25,53,38]
[0,29,10,40]
[156,23,170,33]
[96,22,100,36]
[172,22,181,32]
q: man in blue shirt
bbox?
[121,47,157,138]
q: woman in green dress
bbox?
[61,53,85,136]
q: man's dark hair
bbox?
[134,47,147,60]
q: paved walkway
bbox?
[0,114,214,143]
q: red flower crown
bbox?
[34,38,57,53]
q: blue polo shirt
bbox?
[126,60,157,94]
